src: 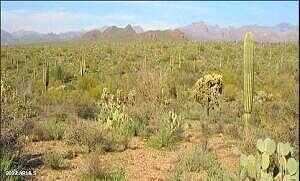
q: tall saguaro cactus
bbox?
[243,32,254,130]
[80,54,86,76]
[169,55,173,72]
[43,59,49,92]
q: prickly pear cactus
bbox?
[240,138,299,180]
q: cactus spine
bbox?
[243,32,254,129]
[43,59,49,92]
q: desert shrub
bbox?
[148,111,183,149]
[53,112,68,122]
[0,156,22,181]
[52,65,64,82]
[88,85,104,99]
[0,130,23,158]
[82,153,126,181]
[221,68,240,86]
[253,101,297,144]
[43,151,68,170]
[64,120,127,152]
[64,121,107,152]
[77,104,98,120]
[170,146,236,180]
[44,85,66,104]
[128,116,150,137]
[33,119,66,141]
[223,84,239,102]
[179,146,219,172]
[97,88,147,138]
[134,69,163,104]
[102,104,138,138]
[76,75,98,91]
[148,127,177,150]
[68,90,93,106]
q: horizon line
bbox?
[1,21,299,34]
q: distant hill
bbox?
[81,29,102,40]
[1,21,298,45]
[140,29,185,40]
[179,21,299,42]
[97,25,144,34]
[1,29,83,44]
[1,29,15,44]
[82,24,185,41]
[133,26,144,33]
[102,25,137,39]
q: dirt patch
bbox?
[23,126,240,180]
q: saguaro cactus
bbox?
[178,52,182,69]
[16,58,19,73]
[243,32,254,129]
[80,54,86,76]
[169,55,173,72]
[43,60,49,92]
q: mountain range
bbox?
[1,29,83,45]
[179,21,298,42]
[1,21,298,45]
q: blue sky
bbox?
[1,1,298,33]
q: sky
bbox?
[1,1,299,33]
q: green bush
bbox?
[97,89,148,139]
[0,156,22,181]
[43,151,68,170]
[53,65,64,82]
[148,111,183,149]
[64,121,108,152]
[33,119,66,141]
[81,153,126,181]
[169,146,235,181]
[77,104,98,120]
[76,75,98,91]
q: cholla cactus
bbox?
[255,90,274,103]
[161,111,182,134]
[127,89,136,105]
[193,73,223,116]
[116,89,123,105]
[101,88,111,103]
